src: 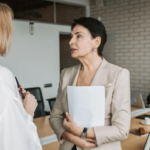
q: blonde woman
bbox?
[0,3,42,150]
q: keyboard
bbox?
[131,108,150,117]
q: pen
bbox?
[15,77,25,99]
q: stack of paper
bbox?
[67,86,105,128]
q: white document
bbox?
[144,133,150,150]
[67,86,105,128]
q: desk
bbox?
[33,116,54,138]
[121,107,150,150]
[33,116,59,150]
[42,142,59,150]
[34,106,150,150]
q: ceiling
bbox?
[1,0,53,18]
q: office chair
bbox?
[25,87,46,118]
[46,98,56,113]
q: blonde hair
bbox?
[0,3,13,56]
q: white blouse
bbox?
[0,66,42,150]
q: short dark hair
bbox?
[71,17,107,57]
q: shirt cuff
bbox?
[59,138,65,144]
[27,114,33,122]
[58,129,66,144]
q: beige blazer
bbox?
[49,58,131,150]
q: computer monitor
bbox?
[131,93,145,109]
[144,133,150,150]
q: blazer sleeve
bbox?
[49,69,66,141]
[93,68,131,146]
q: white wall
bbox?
[0,20,71,111]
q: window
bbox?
[2,0,85,25]
[56,3,85,25]
[2,0,54,23]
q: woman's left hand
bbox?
[63,112,82,136]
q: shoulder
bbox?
[103,59,130,84]
[0,67,14,111]
[0,65,14,80]
[59,64,80,87]
[107,61,130,76]
[60,64,80,77]
[0,66,18,96]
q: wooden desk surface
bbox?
[33,116,59,150]
[42,141,59,150]
[121,107,150,150]
[33,115,54,138]
[121,118,149,150]
[34,106,150,150]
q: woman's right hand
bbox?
[23,92,38,117]
[76,138,96,150]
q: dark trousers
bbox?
[71,145,77,150]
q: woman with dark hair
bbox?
[50,17,130,150]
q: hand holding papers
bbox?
[67,86,105,128]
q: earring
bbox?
[93,48,97,52]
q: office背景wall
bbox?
[0,20,70,111]
[90,0,150,101]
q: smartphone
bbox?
[15,77,25,99]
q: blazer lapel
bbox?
[70,64,81,86]
[90,58,109,86]
[69,58,110,87]
[64,59,109,113]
